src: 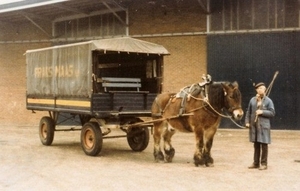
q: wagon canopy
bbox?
[26,37,169,98]
[91,37,170,55]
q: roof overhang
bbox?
[0,0,129,23]
[0,0,69,13]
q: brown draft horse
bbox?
[151,81,243,167]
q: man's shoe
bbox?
[248,164,259,169]
[259,165,267,170]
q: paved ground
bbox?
[1,125,300,191]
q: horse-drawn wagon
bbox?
[26,37,169,156]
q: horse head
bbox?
[221,81,244,121]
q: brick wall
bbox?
[129,0,207,92]
[0,22,51,126]
[139,36,207,92]
[128,0,206,34]
[0,42,50,126]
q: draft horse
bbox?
[151,81,243,167]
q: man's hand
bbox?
[256,110,263,115]
[245,123,250,128]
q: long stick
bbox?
[254,71,279,122]
[266,71,279,96]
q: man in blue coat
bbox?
[245,82,275,170]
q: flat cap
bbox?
[254,82,265,89]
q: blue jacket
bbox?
[245,96,275,144]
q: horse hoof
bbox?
[205,163,214,167]
[154,151,164,162]
[194,162,206,167]
[164,148,175,163]
[164,156,173,163]
[193,155,205,167]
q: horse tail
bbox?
[152,97,163,117]
[151,93,175,118]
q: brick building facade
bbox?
[0,1,207,126]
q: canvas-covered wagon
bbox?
[26,37,169,156]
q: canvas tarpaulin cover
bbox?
[26,42,92,98]
[90,37,169,55]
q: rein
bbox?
[181,89,231,118]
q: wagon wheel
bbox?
[39,116,55,146]
[127,126,150,152]
[80,122,102,156]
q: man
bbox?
[245,82,275,170]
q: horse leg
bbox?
[203,138,214,167]
[193,128,206,167]
[202,126,218,167]
[162,122,176,162]
[153,121,165,162]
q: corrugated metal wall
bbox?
[207,32,300,129]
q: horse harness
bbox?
[153,75,213,118]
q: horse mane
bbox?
[207,82,227,110]
[206,81,241,111]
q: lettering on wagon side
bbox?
[34,65,80,78]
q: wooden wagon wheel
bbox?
[127,126,150,152]
[39,116,55,146]
[80,122,103,156]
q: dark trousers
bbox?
[253,142,268,166]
